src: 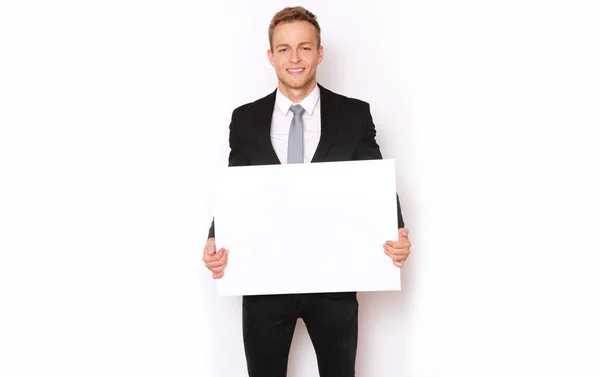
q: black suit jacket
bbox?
[207,83,404,239]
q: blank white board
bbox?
[214,159,401,296]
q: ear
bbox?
[317,45,324,65]
[267,49,274,67]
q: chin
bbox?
[290,82,308,89]
[279,80,303,89]
[282,77,313,89]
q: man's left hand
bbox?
[383,228,411,268]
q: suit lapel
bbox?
[311,84,338,163]
[254,89,281,165]
[252,84,338,165]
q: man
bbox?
[203,6,411,377]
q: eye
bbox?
[279,48,288,53]
[302,47,311,51]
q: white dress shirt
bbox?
[270,85,321,164]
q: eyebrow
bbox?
[275,42,314,48]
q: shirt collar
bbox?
[275,85,320,116]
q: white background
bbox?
[1,0,599,376]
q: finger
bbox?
[212,271,224,279]
[383,244,410,256]
[205,257,227,269]
[384,248,402,260]
[204,241,217,254]
[383,243,400,254]
[393,247,411,255]
[208,248,229,263]
[207,249,228,269]
[395,254,407,262]
[385,247,407,261]
[389,239,411,249]
[385,249,408,264]
[204,247,227,263]
[385,239,411,249]
[207,253,228,269]
[202,245,217,263]
[393,260,405,268]
[384,244,407,256]
[383,243,391,253]
[211,262,228,273]
[398,228,409,238]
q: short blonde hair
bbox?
[268,6,321,50]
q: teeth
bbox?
[288,68,303,72]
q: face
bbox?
[268,21,323,94]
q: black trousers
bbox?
[242,292,359,377]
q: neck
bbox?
[278,80,317,103]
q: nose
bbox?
[289,49,301,63]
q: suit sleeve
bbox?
[354,103,405,229]
[207,109,249,239]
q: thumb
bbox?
[398,228,409,238]
[206,238,216,255]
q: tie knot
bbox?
[290,104,304,117]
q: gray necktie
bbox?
[287,104,305,164]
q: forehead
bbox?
[272,21,318,44]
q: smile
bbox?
[286,68,305,75]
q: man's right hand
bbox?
[203,237,228,279]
